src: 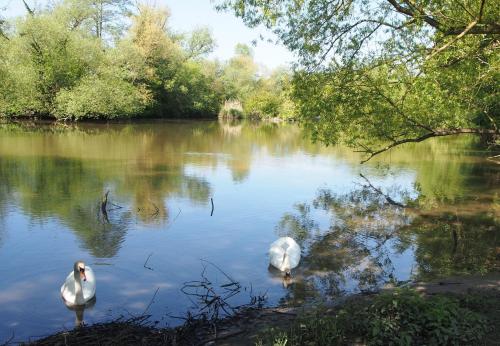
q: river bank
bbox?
[24,273,499,346]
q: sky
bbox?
[1,0,295,69]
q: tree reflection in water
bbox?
[277,182,499,305]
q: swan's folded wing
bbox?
[269,245,286,271]
[82,266,96,300]
[287,241,301,269]
[61,271,76,303]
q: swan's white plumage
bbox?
[61,265,96,305]
[269,237,301,272]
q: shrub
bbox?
[258,289,491,346]
[55,75,151,120]
[219,99,244,118]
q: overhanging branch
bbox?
[386,0,499,35]
[360,128,498,163]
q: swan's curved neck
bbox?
[73,268,84,303]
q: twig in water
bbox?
[180,260,267,324]
[100,191,110,223]
[144,253,154,271]
[142,287,160,316]
[108,201,124,211]
[101,191,109,214]
[166,207,182,230]
[0,331,15,346]
[210,198,214,216]
[359,173,406,208]
[150,201,160,218]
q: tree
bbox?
[0,0,292,120]
[0,2,104,115]
[182,27,216,60]
[0,4,8,40]
[222,44,258,100]
[218,0,500,161]
[243,68,296,118]
[83,0,132,39]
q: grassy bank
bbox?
[256,289,499,346]
[24,282,499,346]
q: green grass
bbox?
[257,289,498,346]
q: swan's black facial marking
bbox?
[79,266,87,281]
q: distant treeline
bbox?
[0,0,295,120]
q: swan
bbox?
[269,237,301,275]
[61,261,96,306]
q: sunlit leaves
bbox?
[219,0,499,155]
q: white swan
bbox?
[61,261,96,306]
[269,237,301,275]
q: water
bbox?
[0,120,498,341]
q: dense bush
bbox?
[0,0,293,120]
[54,75,150,120]
[258,289,492,346]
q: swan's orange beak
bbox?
[79,267,87,281]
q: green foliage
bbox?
[162,60,225,117]
[0,0,291,120]
[54,74,150,120]
[220,49,295,119]
[258,289,491,346]
[0,5,104,115]
[183,27,216,59]
[219,0,500,156]
[244,69,296,119]
[219,100,244,118]
[221,44,258,101]
[365,290,487,345]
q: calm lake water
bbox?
[0,120,498,341]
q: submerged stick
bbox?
[101,191,109,214]
[144,253,154,271]
[100,191,110,223]
[150,201,159,218]
[210,198,214,216]
[166,207,182,230]
[142,287,160,316]
[0,330,15,346]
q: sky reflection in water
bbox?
[0,120,498,341]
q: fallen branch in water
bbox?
[149,200,160,218]
[100,190,110,223]
[359,173,406,208]
[181,260,266,323]
[142,287,160,315]
[165,207,182,230]
[108,201,123,211]
[144,253,154,271]
[0,331,14,346]
[101,191,109,213]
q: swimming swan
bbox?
[61,261,96,306]
[269,237,301,275]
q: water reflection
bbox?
[0,119,498,341]
[63,297,96,328]
[274,174,499,305]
